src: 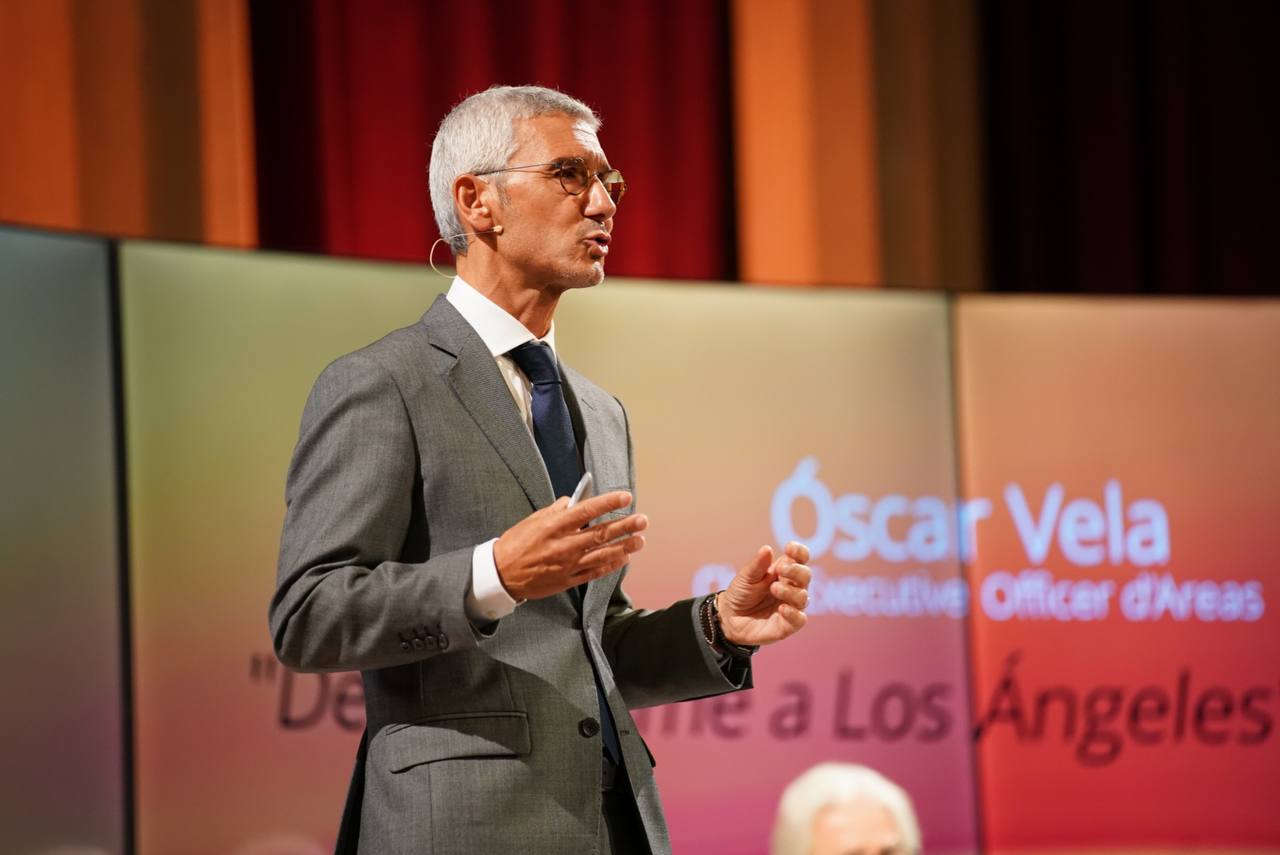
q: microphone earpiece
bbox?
[428,224,505,278]
[441,225,502,240]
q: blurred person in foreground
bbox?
[772,763,922,855]
[270,84,812,855]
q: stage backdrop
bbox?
[0,228,125,854]
[119,242,979,854]
[955,297,1280,851]
[109,237,1280,853]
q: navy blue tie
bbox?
[507,341,622,765]
[507,341,581,499]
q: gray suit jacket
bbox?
[271,296,749,854]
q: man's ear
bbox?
[453,174,498,236]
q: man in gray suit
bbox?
[271,85,812,855]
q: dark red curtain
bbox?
[249,0,737,281]
[980,0,1280,295]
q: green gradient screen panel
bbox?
[0,227,124,854]
[121,242,448,853]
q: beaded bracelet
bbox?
[700,592,759,658]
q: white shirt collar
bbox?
[445,275,557,358]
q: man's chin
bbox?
[539,260,607,294]
[565,263,606,290]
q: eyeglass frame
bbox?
[472,156,627,205]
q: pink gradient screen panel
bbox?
[558,284,978,854]
[955,297,1280,851]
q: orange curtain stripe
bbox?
[732,0,820,285]
[0,0,255,245]
[732,0,984,289]
[874,0,940,287]
[0,0,81,230]
[812,0,881,286]
[732,0,881,287]
[197,0,258,248]
[72,0,149,238]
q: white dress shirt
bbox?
[446,276,558,622]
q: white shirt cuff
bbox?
[466,538,521,623]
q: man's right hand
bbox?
[492,491,647,601]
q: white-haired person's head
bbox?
[771,763,922,855]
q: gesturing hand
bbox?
[492,491,648,601]
[717,541,811,647]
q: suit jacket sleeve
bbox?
[270,351,480,673]
[602,589,750,709]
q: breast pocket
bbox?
[592,483,636,520]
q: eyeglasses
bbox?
[475,157,627,205]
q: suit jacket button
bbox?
[425,635,437,649]
[400,642,410,651]
[411,637,425,650]
[437,633,449,650]
[579,717,601,738]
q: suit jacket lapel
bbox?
[563,372,620,622]
[421,296,555,511]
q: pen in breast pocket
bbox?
[567,471,594,507]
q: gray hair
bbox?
[428,85,600,255]
[771,763,922,855]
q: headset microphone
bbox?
[429,225,504,277]
[440,224,503,240]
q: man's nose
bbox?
[583,175,617,219]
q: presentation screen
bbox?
[558,285,979,853]
[115,238,1280,853]
[954,296,1280,851]
[120,242,978,854]
[0,228,125,854]
[121,242,442,854]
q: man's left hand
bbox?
[717,541,811,647]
